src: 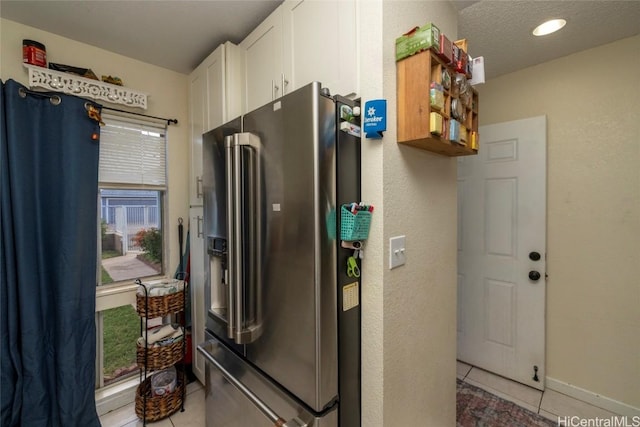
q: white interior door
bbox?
[457,116,546,390]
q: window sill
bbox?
[95,376,140,416]
[96,276,165,312]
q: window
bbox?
[98,115,167,285]
[95,114,168,399]
[100,188,163,284]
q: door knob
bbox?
[529,271,541,281]
[529,251,541,261]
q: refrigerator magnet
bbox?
[363,99,386,139]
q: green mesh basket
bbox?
[340,205,372,241]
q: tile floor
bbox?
[457,360,620,424]
[99,381,205,427]
[100,363,621,426]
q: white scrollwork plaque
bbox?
[24,64,148,109]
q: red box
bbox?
[456,50,468,75]
[438,34,453,64]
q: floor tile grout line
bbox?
[537,390,544,414]
[461,365,473,381]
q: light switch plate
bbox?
[389,235,406,269]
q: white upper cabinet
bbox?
[240,0,358,113]
[240,8,284,113]
[188,42,243,206]
[189,65,206,206]
[205,48,225,133]
[282,0,358,98]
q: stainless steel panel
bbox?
[241,82,338,411]
[200,333,337,427]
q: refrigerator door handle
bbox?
[232,141,244,342]
[225,136,236,340]
[227,133,264,344]
[197,345,309,427]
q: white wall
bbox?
[477,35,640,409]
[383,3,458,424]
[361,1,459,425]
[0,18,190,276]
[357,1,385,425]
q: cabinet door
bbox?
[223,42,244,122]
[189,207,206,384]
[204,45,225,132]
[190,44,238,206]
[188,66,206,206]
[282,0,358,97]
[240,6,283,113]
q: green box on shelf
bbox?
[396,23,441,61]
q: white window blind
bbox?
[99,114,167,187]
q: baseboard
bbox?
[546,377,640,417]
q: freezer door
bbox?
[241,82,338,412]
[199,334,337,427]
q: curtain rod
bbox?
[17,86,178,126]
[100,106,178,126]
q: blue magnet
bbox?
[363,99,386,139]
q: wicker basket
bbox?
[136,339,184,371]
[135,372,185,422]
[136,290,185,318]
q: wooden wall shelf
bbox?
[397,50,478,157]
[24,64,148,109]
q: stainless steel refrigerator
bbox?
[198,82,361,427]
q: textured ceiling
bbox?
[0,0,283,74]
[457,1,640,79]
[1,1,639,78]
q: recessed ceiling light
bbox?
[532,19,567,36]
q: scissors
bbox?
[347,256,360,278]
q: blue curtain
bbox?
[1,79,101,427]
